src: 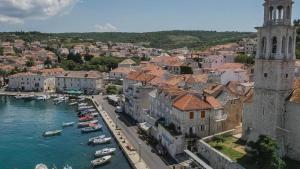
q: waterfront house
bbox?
[8,68,64,92]
[55,71,102,95]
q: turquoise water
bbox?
[0,96,132,169]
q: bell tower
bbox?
[248,0,297,154]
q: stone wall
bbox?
[197,130,245,169]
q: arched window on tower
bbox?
[281,37,286,54]
[278,6,284,20]
[269,7,274,21]
[288,36,293,54]
[286,6,291,19]
[260,37,267,57]
[272,37,277,54]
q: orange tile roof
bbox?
[141,64,164,77]
[173,93,212,111]
[206,96,222,109]
[150,56,181,65]
[215,63,245,71]
[111,67,134,74]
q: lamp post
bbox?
[115,113,119,130]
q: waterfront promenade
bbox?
[90,96,149,169]
[93,95,172,169]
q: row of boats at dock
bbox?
[41,96,116,167]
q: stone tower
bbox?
[248,0,297,153]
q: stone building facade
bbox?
[242,0,300,160]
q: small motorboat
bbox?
[15,94,35,100]
[91,155,112,167]
[43,130,62,137]
[63,164,72,169]
[88,135,105,143]
[92,137,112,145]
[35,164,48,169]
[90,112,99,117]
[81,124,102,133]
[77,98,85,102]
[69,102,78,106]
[78,103,88,106]
[95,148,116,157]
[54,100,63,105]
[36,95,51,100]
[62,122,75,127]
[79,115,94,122]
[78,106,94,111]
[77,120,98,128]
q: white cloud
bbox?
[0,0,79,24]
[95,23,117,32]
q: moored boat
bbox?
[63,164,72,169]
[91,155,112,167]
[43,130,62,137]
[79,115,94,122]
[92,137,112,145]
[62,122,75,127]
[35,163,48,169]
[78,103,88,106]
[95,148,116,157]
[78,106,94,111]
[69,102,78,106]
[88,135,105,143]
[81,124,102,133]
[77,120,98,128]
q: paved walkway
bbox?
[91,97,149,169]
[93,95,171,169]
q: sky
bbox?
[0,0,299,33]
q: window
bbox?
[286,74,289,78]
[189,112,194,119]
[288,37,293,54]
[272,37,277,54]
[260,37,266,56]
[264,73,268,78]
[201,111,206,118]
[282,37,286,54]
[200,125,205,131]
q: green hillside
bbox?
[0,30,254,50]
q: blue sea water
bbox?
[0,96,132,169]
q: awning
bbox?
[139,122,152,132]
[65,90,83,95]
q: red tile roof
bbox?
[173,93,212,111]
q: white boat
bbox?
[92,137,112,145]
[36,95,51,100]
[91,155,112,167]
[69,102,78,106]
[43,130,62,137]
[95,148,116,157]
[77,120,98,128]
[53,96,69,102]
[54,100,63,105]
[88,135,105,143]
[78,106,94,111]
[90,112,99,117]
[62,122,75,127]
[35,164,48,169]
[15,94,35,100]
[63,164,72,169]
[78,103,88,106]
[81,124,102,133]
[77,98,85,102]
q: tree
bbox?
[0,47,3,56]
[84,54,94,61]
[44,57,53,68]
[60,60,78,70]
[106,85,119,95]
[25,58,35,67]
[180,66,193,74]
[235,54,255,64]
[250,135,286,169]
[67,53,83,64]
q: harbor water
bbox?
[0,96,132,169]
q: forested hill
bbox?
[0,30,254,50]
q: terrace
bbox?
[206,135,300,169]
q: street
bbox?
[94,95,172,169]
